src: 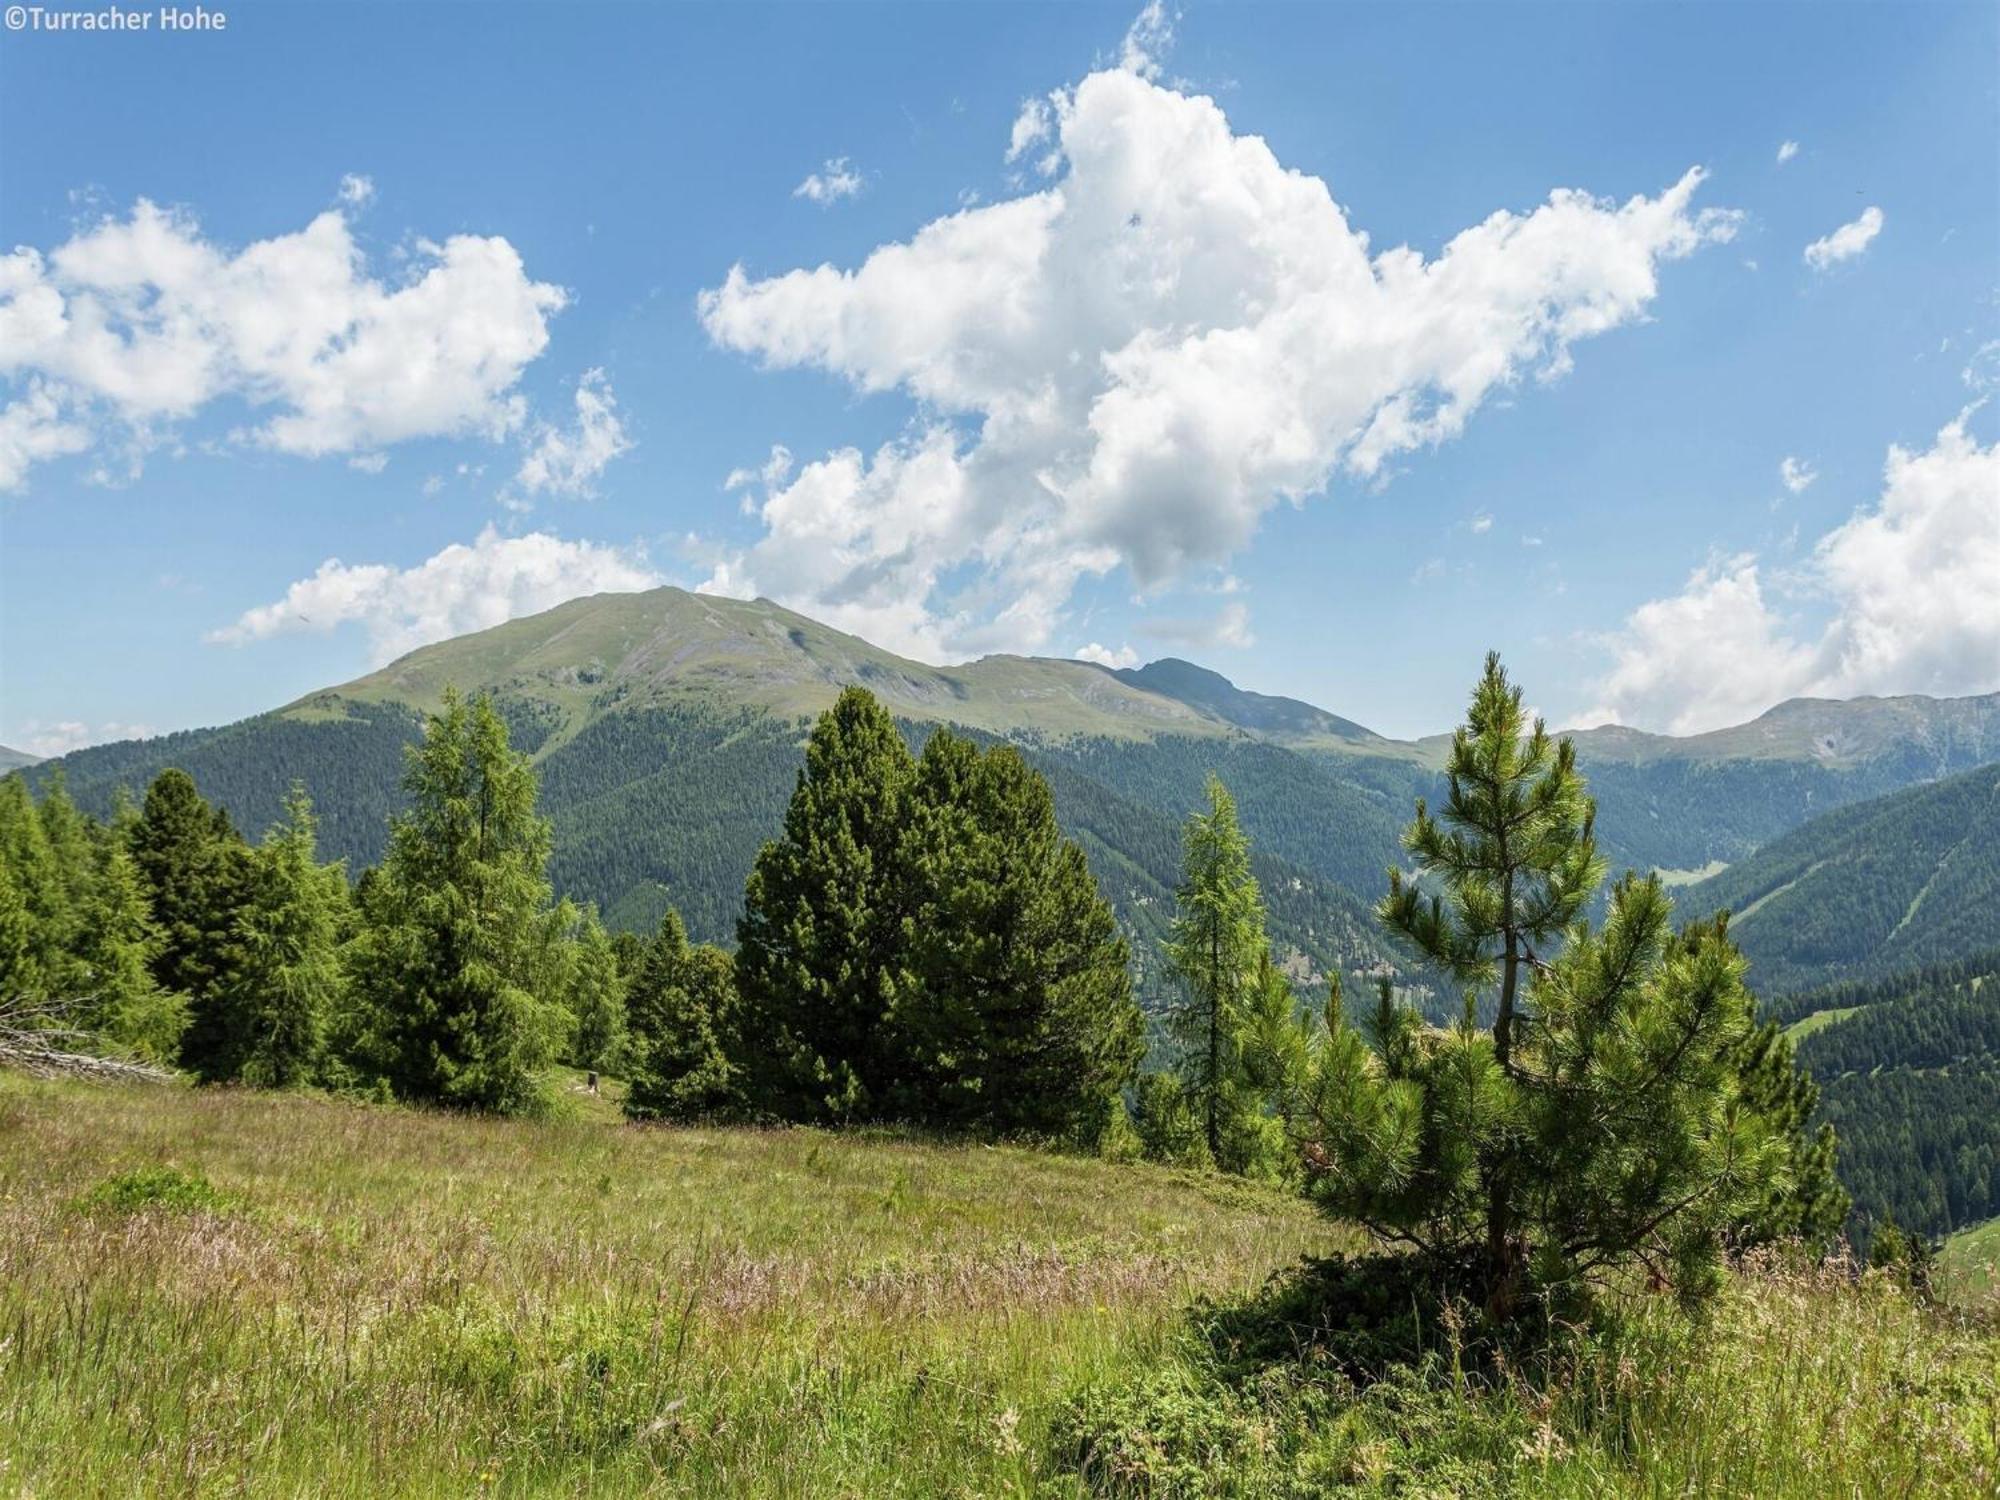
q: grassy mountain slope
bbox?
[1685,763,2000,994]
[1111,657,1390,750]
[32,591,1412,998]
[326,587,1237,744]
[1565,692,2000,769]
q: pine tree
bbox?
[218,785,348,1087]
[1292,655,1783,1317]
[349,689,570,1114]
[734,687,917,1121]
[1373,652,1602,1303]
[1241,954,1323,1148]
[895,730,1143,1138]
[1165,774,1266,1167]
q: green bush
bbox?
[78,1165,233,1215]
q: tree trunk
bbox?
[1485,879,1521,1313]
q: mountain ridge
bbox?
[19,586,2000,1001]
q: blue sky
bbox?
[2,0,1995,753]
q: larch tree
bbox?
[349,689,571,1115]
[1165,773,1267,1168]
[565,908,627,1077]
[221,785,348,1087]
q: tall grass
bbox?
[0,1075,1337,1496]
[2,1074,1994,1496]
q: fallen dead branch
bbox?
[0,995,176,1083]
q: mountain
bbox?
[1684,762,2000,995]
[0,745,41,772]
[326,588,1240,742]
[1566,694,2000,770]
[1111,658,1390,750]
[28,591,1406,1005]
[23,585,2000,1010]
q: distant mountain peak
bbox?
[1111,657,1384,747]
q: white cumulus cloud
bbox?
[0,194,566,489]
[512,368,632,499]
[1803,206,1883,271]
[1780,455,1816,493]
[12,719,159,758]
[1074,641,1140,668]
[1583,413,2000,733]
[0,381,92,490]
[1776,140,1799,165]
[695,56,1737,660]
[208,525,660,665]
[794,158,864,206]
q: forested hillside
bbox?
[1806,993,1999,1244]
[1762,952,2000,1246]
[27,588,2000,1009]
[1686,763,2000,993]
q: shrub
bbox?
[78,1165,233,1215]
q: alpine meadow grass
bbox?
[2,1073,1994,1497]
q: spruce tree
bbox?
[734,687,917,1121]
[129,769,253,1069]
[625,936,740,1121]
[1165,774,1266,1167]
[1291,655,1784,1317]
[896,730,1143,1138]
[218,786,348,1087]
[0,862,31,1004]
[349,689,570,1114]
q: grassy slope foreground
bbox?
[4,1078,1998,1497]
[0,1074,1338,1497]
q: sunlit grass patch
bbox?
[0,1073,1338,1496]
